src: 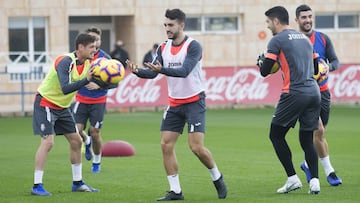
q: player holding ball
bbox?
[295,4,342,186]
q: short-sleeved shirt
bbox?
[266,29,318,94]
[266,29,321,130]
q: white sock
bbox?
[209,165,221,181]
[320,156,335,176]
[72,163,82,181]
[34,170,44,184]
[167,174,181,193]
[93,154,101,164]
[84,136,91,145]
[288,174,300,182]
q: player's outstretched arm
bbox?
[126,59,158,79]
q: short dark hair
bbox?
[86,26,102,35]
[75,33,96,50]
[265,6,289,25]
[165,8,186,23]
[295,4,312,18]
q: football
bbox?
[90,58,109,80]
[99,59,125,84]
[270,61,280,74]
[314,63,328,83]
[101,140,135,157]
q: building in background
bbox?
[0,0,359,112]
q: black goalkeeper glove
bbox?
[256,52,265,68]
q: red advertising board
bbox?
[328,64,360,101]
[106,65,360,108]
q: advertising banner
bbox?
[107,65,360,107]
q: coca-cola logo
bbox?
[106,65,360,107]
[205,69,270,102]
[329,65,360,98]
[107,74,164,104]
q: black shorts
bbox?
[161,93,206,134]
[33,94,77,136]
[272,92,321,131]
[71,101,106,129]
[320,90,331,126]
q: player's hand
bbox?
[126,59,139,73]
[87,65,95,81]
[145,61,162,72]
[256,52,265,68]
[85,81,100,90]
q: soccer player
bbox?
[142,43,159,65]
[126,8,227,201]
[258,6,321,194]
[31,33,99,196]
[295,4,342,186]
[72,26,116,174]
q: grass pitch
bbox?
[0,106,359,203]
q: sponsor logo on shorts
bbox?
[41,123,45,132]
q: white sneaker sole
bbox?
[277,182,302,194]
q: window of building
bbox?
[315,13,360,30]
[338,14,359,28]
[315,15,334,29]
[8,17,47,62]
[185,15,241,33]
[186,17,202,32]
[69,16,113,53]
[8,17,47,81]
[69,16,112,24]
[205,16,238,32]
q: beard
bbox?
[270,27,277,36]
[167,31,178,40]
[300,23,312,33]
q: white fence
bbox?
[0,51,61,82]
[0,52,59,114]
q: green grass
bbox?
[0,106,359,203]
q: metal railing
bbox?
[0,51,62,82]
[0,51,61,113]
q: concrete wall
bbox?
[0,0,359,114]
[1,0,359,66]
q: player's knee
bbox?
[68,135,82,149]
[89,127,100,136]
[189,144,203,156]
[160,142,174,153]
[90,129,101,140]
[315,126,325,138]
[269,133,276,143]
[269,124,288,142]
[74,139,82,148]
[41,136,54,151]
